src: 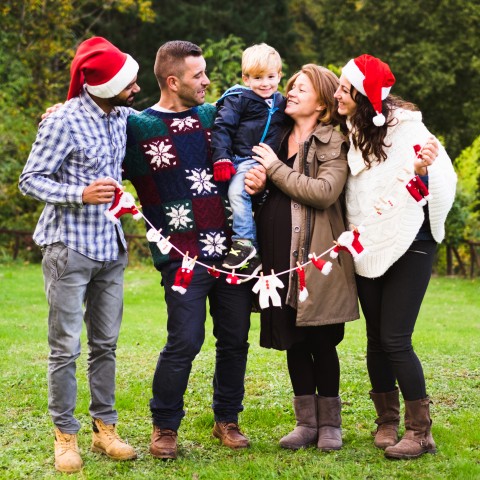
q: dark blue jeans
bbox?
[356,240,436,401]
[150,261,252,431]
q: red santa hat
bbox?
[67,36,139,100]
[341,54,395,127]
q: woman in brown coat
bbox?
[251,64,359,451]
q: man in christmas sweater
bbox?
[122,41,258,459]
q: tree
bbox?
[287,0,480,158]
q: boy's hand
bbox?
[213,159,236,182]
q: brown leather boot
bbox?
[150,426,178,459]
[317,396,342,451]
[279,395,317,450]
[91,418,137,460]
[54,428,83,473]
[385,397,437,459]
[212,422,249,449]
[370,388,400,449]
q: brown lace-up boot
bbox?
[213,422,249,449]
[370,388,400,449]
[150,426,178,459]
[279,395,318,450]
[385,397,437,459]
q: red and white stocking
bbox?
[105,187,142,223]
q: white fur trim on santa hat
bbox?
[86,54,139,98]
[342,59,366,96]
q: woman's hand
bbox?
[245,164,267,195]
[252,143,279,169]
[414,136,438,175]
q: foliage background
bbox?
[0,0,479,264]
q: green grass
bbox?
[0,263,479,479]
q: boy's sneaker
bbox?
[238,255,262,283]
[222,239,257,269]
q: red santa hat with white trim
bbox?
[341,54,395,126]
[67,37,139,100]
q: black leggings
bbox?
[356,241,436,401]
[287,323,345,397]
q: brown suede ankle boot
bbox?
[317,395,342,451]
[370,388,400,449]
[385,397,437,459]
[279,395,317,450]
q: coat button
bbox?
[294,226,300,233]
[293,203,299,209]
[293,250,298,257]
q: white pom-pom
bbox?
[299,287,309,302]
[321,261,333,275]
[373,113,386,126]
[330,250,338,259]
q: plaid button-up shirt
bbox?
[19,88,135,261]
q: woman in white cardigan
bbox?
[335,54,457,460]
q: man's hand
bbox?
[82,178,118,205]
[245,164,267,195]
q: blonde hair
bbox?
[242,43,282,77]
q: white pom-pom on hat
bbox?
[342,54,395,127]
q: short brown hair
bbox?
[154,41,203,88]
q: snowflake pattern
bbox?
[186,169,216,196]
[165,204,193,230]
[144,139,176,170]
[170,117,198,133]
[200,232,227,256]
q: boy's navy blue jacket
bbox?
[211,87,287,164]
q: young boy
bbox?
[211,43,286,275]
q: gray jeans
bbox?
[41,243,127,433]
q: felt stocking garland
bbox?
[405,176,431,206]
[171,255,196,294]
[296,266,308,302]
[207,266,221,278]
[330,227,367,262]
[146,228,173,255]
[105,186,142,223]
[226,271,239,284]
[374,196,395,215]
[252,272,284,309]
[308,254,333,275]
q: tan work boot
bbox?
[370,388,400,449]
[213,422,249,449]
[150,426,178,459]
[385,397,437,459]
[91,418,137,460]
[54,428,83,473]
[279,395,318,450]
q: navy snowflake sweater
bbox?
[123,104,233,270]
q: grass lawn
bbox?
[0,262,479,479]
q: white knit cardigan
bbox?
[345,108,457,278]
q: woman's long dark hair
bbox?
[350,91,418,167]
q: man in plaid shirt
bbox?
[19,37,140,473]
